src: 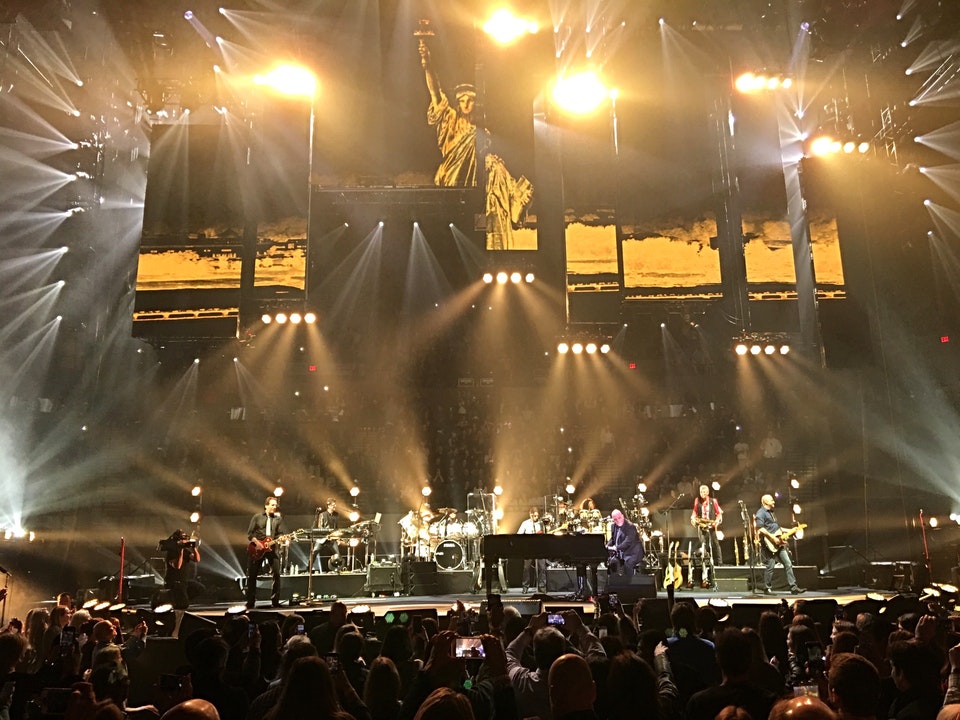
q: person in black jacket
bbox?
[246,497,288,608]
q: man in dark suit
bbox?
[607,509,643,578]
[246,496,287,608]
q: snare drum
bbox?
[434,539,464,570]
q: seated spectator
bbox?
[770,695,838,720]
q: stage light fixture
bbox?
[274,486,284,497]
[275,313,288,324]
[586,342,598,354]
[494,485,503,496]
[558,342,570,354]
[349,512,360,523]
[304,312,317,324]
[189,511,200,523]
[750,345,761,355]
[525,272,535,283]
[572,342,584,354]
[510,271,522,284]
[764,345,775,355]
[482,272,494,284]
[735,344,748,355]
[290,313,302,324]
[496,271,508,284]
[600,343,610,354]
[422,486,432,497]
[780,345,790,354]
[192,486,202,497]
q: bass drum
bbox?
[434,539,464,571]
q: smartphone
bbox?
[60,626,76,652]
[158,674,182,692]
[454,636,485,658]
[608,593,619,608]
[324,652,340,672]
[597,626,608,638]
[248,622,257,638]
[547,613,565,627]
[296,623,305,635]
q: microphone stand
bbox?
[739,500,759,594]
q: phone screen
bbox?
[296,623,305,635]
[60,627,76,652]
[248,622,256,638]
[547,613,564,626]
[325,652,340,671]
[454,636,485,658]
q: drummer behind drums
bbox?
[518,507,546,594]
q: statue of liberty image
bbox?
[417,20,533,250]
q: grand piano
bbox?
[481,533,608,595]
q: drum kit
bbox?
[398,507,488,569]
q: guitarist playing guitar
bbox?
[754,494,805,596]
[246,496,289,608]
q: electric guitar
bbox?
[662,541,676,589]
[247,530,302,561]
[676,542,685,590]
[760,524,807,553]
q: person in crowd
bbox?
[310,602,349,655]
[517,507,546,594]
[162,699,222,720]
[506,611,603,720]
[188,635,249,720]
[548,653,598,720]
[740,627,786,697]
[606,646,679,720]
[377,625,422,699]
[263,656,358,720]
[247,635,319,720]
[887,639,944,720]
[337,631,369,698]
[664,601,720,707]
[363,656,402,720]
[246,497,288,609]
[827,652,881,720]
[606,509,643,579]
[769,695,838,720]
[411,687,475,720]
[684,628,778,720]
[755,494,804,595]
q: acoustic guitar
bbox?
[248,530,302,561]
[761,523,807,553]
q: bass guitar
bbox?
[761,524,807,553]
[248,530,302,561]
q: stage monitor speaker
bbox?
[174,610,218,640]
[795,598,839,632]
[366,564,402,594]
[607,573,657,603]
[437,570,474,595]
[730,602,780,629]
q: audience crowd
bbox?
[4,587,960,720]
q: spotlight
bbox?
[191,486,202,497]
[422,486,432,497]
[600,344,610,354]
[184,10,194,20]
[350,486,360,498]
[780,345,790,355]
[262,314,272,324]
[790,477,800,489]
[558,342,570,354]
[572,343,584,354]
[493,485,503,495]
[482,272,494,284]
[233,357,238,363]
[496,271,508,284]
[349,511,360,523]
[525,272,535,283]
[638,482,647,492]
[274,486,284,497]
[750,345,761,355]
[735,344,748,355]
[764,345,775,355]
[510,271,522,284]
[290,313,302,324]
[275,313,288,324]
[792,503,802,515]
[565,483,576,495]
[586,342,598,354]
[189,511,200,523]
[193,358,200,365]
[304,312,317,324]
